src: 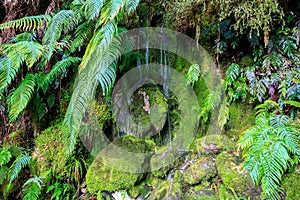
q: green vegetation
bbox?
[0,0,299,199]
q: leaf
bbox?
[8,153,31,183]
[8,73,36,122]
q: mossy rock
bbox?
[215,152,253,196]
[182,157,217,185]
[86,136,153,194]
[184,184,217,200]
[2,130,26,148]
[194,134,235,156]
[31,124,69,176]
[282,169,300,200]
[148,180,183,200]
[227,102,255,139]
[150,146,179,178]
[128,181,151,198]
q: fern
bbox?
[40,57,81,91]
[0,15,51,31]
[0,148,12,166]
[7,73,36,122]
[186,64,200,87]
[8,153,32,183]
[43,10,81,60]
[125,0,140,13]
[100,0,125,24]
[283,100,300,108]
[82,0,105,20]
[237,110,300,200]
[69,21,95,53]
[22,177,43,200]
[0,41,43,92]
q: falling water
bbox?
[137,34,142,80]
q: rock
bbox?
[31,124,69,176]
[150,146,179,178]
[86,136,153,194]
[148,180,183,200]
[184,184,218,200]
[215,152,253,196]
[282,169,300,200]
[182,157,217,185]
[194,134,235,155]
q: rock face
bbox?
[182,157,217,185]
[86,136,153,194]
[194,134,235,155]
[150,146,179,178]
[215,152,253,195]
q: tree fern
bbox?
[237,110,300,200]
[0,15,51,31]
[7,73,36,122]
[22,177,43,200]
[8,153,32,183]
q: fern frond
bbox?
[125,0,140,13]
[22,177,43,200]
[283,100,300,108]
[82,0,105,20]
[43,10,81,60]
[0,41,43,92]
[186,64,200,87]
[100,0,125,24]
[8,73,36,122]
[8,153,31,183]
[40,57,81,91]
[0,15,51,31]
[69,21,95,53]
[0,148,12,166]
[225,63,240,88]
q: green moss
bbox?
[148,181,183,200]
[2,130,26,148]
[0,166,8,185]
[227,102,255,140]
[184,183,217,200]
[215,152,252,195]
[282,169,300,200]
[183,157,217,185]
[150,146,179,178]
[194,134,235,156]
[128,182,151,198]
[86,136,152,194]
[31,124,69,176]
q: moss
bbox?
[148,180,183,200]
[194,134,235,156]
[2,130,26,148]
[128,181,151,198]
[282,169,300,200]
[227,102,255,140]
[31,124,69,176]
[182,157,217,185]
[240,55,253,67]
[150,146,179,178]
[215,152,252,196]
[0,166,8,185]
[86,136,152,194]
[184,183,217,200]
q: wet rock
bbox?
[148,180,183,200]
[150,146,179,178]
[182,157,217,185]
[194,134,235,155]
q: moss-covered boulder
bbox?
[150,146,179,178]
[182,157,217,185]
[86,136,153,194]
[148,180,183,200]
[31,124,69,176]
[184,184,217,200]
[215,152,253,196]
[282,169,300,200]
[194,134,235,155]
[227,102,255,139]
